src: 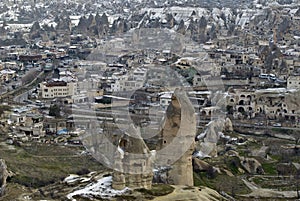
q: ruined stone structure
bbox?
[156,89,196,186]
[112,125,153,190]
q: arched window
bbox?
[238,107,245,113]
[239,100,244,105]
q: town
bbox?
[0,0,300,200]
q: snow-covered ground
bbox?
[67,176,129,201]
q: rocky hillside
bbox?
[23,172,227,201]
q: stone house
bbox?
[287,75,300,89]
[227,89,256,119]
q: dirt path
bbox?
[241,178,297,199]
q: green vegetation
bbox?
[194,172,251,195]
[262,163,277,175]
[115,195,138,200]
[136,184,175,196]
[2,183,32,201]
[49,104,61,117]
[0,105,11,115]
[271,128,294,135]
[252,176,300,191]
[252,177,265,185]
[0,142,105,188]
[175,67,197,85]
[225,156,241,175]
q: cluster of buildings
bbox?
[0,0,299,167]
[0,1,300,199]
[227,88,299,125]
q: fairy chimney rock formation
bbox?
[112,124,153,190]
[156,88,196,186]
[0,159,8,197]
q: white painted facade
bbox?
[40,81,77,99]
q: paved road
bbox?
[0,70,46,103]
[13,91,30,103]
[233,122,300,131]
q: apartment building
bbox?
[40,80,77,99]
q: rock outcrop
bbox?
[156,88,196,186]
[295,8,300,17]
[196,117,233,158]
[193,158,211,172]
[0,159,8,196]
[152,185,226,201]
[239,157,264,174]
[285,90,300,113]
[34,172,226,201]
[224,117,233,132]
[112,124,153,190]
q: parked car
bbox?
[254,122,264,126]
[273,123,282,127]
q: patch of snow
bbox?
[117,146,124,159]
[41,19,57,28]
[231,137,238,141]
[64,174,80,184]
[193,150,211,159]
[64,174,92,184]
[67,176,129,201]
[153,166,171,173]
[197,129,207,140]
[218,132,230,140]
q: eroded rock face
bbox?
[285,90,300,114]
[197,117,233,158]
[296,8,300,17]
[0,159,8,196]
[112,125,153,190]
[193,158,211,172]
[224,117,233,132]
[156,89,196,186]
[239,157,264,175]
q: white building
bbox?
[40,80,77,99]
[0,69,16,83]
[78,78,101,91]
[112,67,147,92]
